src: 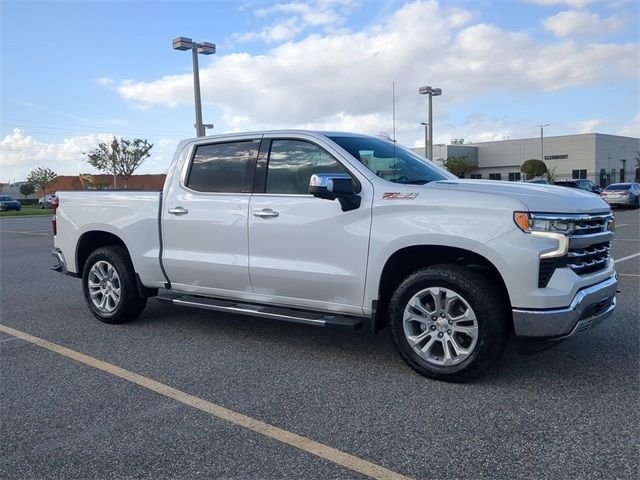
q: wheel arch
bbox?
[76,230,157,298]
[76,230,130,275]
[373,245,511,332]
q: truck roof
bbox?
[179,130,374,142]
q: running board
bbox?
[156,294,365,329]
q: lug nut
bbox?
[432,316,437,320]
[447,329,452,334]
[440,313,445,317]
[430,325,436,331]
[438,332,443,338]
[448,320,452,325]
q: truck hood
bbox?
[430,179,610,214]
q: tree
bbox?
[545,165,558,184]
[85,137,153,188]
[26,167,57,198]
[442,155,473,177]
[19,183,35,199]
[520,159,547,180]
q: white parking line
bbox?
[0,323,411,480]
[614,252,640,264]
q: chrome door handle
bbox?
[253,208,279,218]
[168,206,189,215]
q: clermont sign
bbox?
[544,154,568,160]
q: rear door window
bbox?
[186,140,260,193]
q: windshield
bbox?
[605,184,630,191]
[328,135,454,184]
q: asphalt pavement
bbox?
[1,210,638,479]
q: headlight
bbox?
[513,212,573,234]
[513,212,570,258]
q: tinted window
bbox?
[266,140,349,194]
[605,184,631,191]
[186,140,259,193]
[328,135,452,184]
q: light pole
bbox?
[419,86,442,159]
[172,37,216,137]
[420,122,429,157]
[537,123,550,162]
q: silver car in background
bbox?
[600,183,640,209]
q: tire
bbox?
[82,246,147,324]
[389,264,509,382]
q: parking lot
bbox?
[1,211,638,479]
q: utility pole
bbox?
[537,123,550,162]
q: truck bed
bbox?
[54,190,166,287]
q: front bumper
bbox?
[512,275,618,339]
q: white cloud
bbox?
[96,77,114,87]
[235,0,359,43]
[527,0,599,7]
[543,10,625,37]
[617,113,640,137]
[108,1,637,147]
[579,118,607,133]
[0,128,176,183]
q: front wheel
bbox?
[389,264,509,382]
[82,246,147,324]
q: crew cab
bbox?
[51,131,618,381]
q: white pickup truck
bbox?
[52,131,618,381]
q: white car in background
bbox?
[600,183,640,209]
[39,194,56,209]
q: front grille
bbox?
[537,212,613,288]
[566,241,610,275]
[573,215,612,235]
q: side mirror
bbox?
[309,173,361,211]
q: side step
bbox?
[156,294,365,329]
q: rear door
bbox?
[247,135,372,315]
[162,137,260,296]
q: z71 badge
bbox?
[382,192,419,200]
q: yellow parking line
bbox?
[0,230,50,236]
[0,323,410,480]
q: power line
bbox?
[1,117,191,136]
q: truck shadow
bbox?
[136,299,637,390]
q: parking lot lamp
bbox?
[172,37,216,137]
[419,86,442,159]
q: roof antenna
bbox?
[392,81,396,143]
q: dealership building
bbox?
[414,133,640,186]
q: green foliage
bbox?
[26,167,57,196]
[520,159,548,179]
[19,183,35,199]
[85,137,153,188]
[442,155,473,177]
[545,166,558,183]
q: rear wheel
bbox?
[389,264,509,382]
[82,246,147,324]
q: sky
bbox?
[1,0,639,183]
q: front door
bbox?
[162,137,260,297]
[248,136,372,315]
